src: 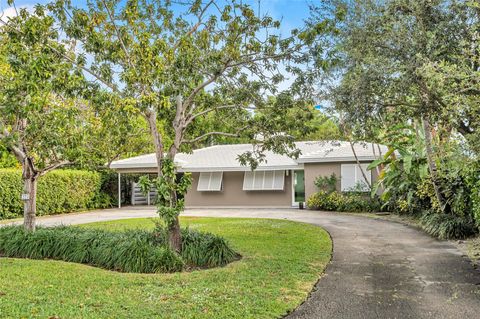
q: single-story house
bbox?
[110,141,387,208]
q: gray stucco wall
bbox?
[304,162,380,202]
[184,171,293,207]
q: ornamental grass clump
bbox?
[151,221,240,269]
[420,212,477,240]
[181,228,240,268]
[0,225,239,273]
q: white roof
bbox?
[110,140,388,172]
[297,141,389,163]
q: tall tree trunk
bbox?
[421,116,445,212]
[165,95,185,253]
[145,109,164,176]
[349,140,372,190]
[167,156,182,253]
[372,143,384,192]
[145,104,183,252]
[22,162,38,232]
[169,214,182,252]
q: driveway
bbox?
[4,207,480,318]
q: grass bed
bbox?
[0,217,331,318]
[0,222,238,273]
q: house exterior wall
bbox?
[303,162,380,202]
[184,171,293,207]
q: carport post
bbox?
[118,172,121,208]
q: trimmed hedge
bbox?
[0,169,112,220]
[0,224,240,273]
[307,191,382,213]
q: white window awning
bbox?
[243,170,285,191]
[197,172,223,191]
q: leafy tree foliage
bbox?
[303,110,342,141]
[0,143,18,168]
[0,7,95,230]
[311,0,480,234]
[49,0,323,251]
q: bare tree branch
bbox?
[183,131,240,144]
[101,0,136,71]
[182,67,226,111]
[172,0,215,52]
[185,104,246,126]
[39,160,71,176]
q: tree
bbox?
[417,1,480,155]
[0,7,95,231]
[50,0,321,251]
[85,94,154,168]
[302,109,342,141]
[0,142,18,168]
[310,0,479,211]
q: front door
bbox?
[293,170,305,207]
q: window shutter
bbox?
[209,172,223,191]
[341,164,356,191]
[253,171,264,189]
[272,171,285,190]
[243,171,255,190]
[264,171,274,189]
[243,170,285,191]
[197,172,223,191]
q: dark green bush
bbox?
[0,224,240,273]
[307,191,382,213]
[151,221,240,268]
[420,212,477,240]
[181,228,240,268]
[0,169,113,220]
[0,226,184,273]
[314,173,337,193]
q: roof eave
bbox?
[177,164,302,173]
[296,156,378,163]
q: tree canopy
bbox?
[310,0,480,232]
[45,0,326,250]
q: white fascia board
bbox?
[177,164,302,173]
[296,156,377,163]
[110,160,187,170]
[110,162,158,169]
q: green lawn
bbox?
[0,217,331,319]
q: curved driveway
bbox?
[5,207,480,318]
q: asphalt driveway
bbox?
[4,207,480,318]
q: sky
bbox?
[1,0,314,32]
[0,0,318,95]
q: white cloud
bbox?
[0,4,35,21]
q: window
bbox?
[243,170,285,191]
[340,164,371,191]
[197,172,223,191]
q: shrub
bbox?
[181,228,239,268]
[472,183,480,231]
[151,221,240,268]
[0,226,184,273]
[314,173,337,193]
[0,169,113,220]
[0,223,240,273]
[307,191,382,213]
[420,212,477,240]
